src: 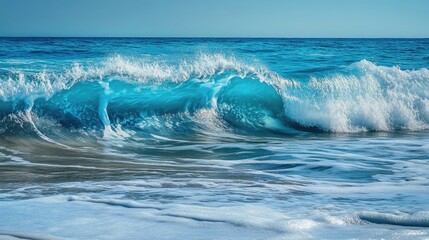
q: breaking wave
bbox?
[1,54,428,140]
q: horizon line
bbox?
[0,36,428,39]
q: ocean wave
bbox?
[0,54,428,139]
[284,60,429,132]
[358,211,429,227]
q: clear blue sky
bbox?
[0,0,428,37]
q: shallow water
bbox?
[0,38,429,239]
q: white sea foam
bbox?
[68,196,320,232]
[283,60,429,132]
[2,196,429,240]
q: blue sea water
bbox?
[0,38,429,239]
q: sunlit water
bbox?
[0,38,428,239]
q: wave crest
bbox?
[1,55,429,138]
[283,60,429,132]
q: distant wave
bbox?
[1,54,429,140]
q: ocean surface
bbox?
[0,38,429,239]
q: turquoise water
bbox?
[0,38,429,239]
